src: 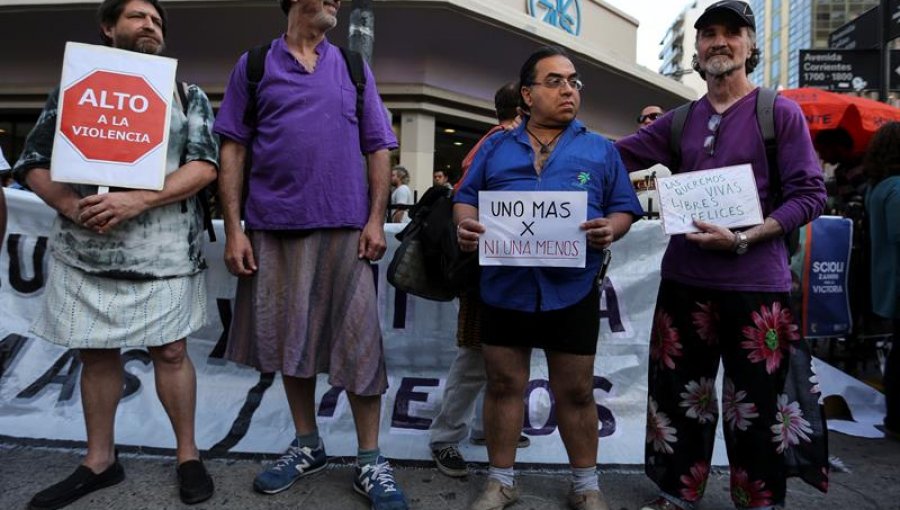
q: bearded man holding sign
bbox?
[615,2,829,509]
[454,46,642,510]
[12,0,218,508]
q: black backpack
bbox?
[386,186,478,301]
[668,87,800,257]
[174,81,217,242]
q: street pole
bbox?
[349,0,375,65]
[882,0,891,102]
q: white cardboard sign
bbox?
[478,191,587,268]
[655,164,763,235]
[51,42,177,190]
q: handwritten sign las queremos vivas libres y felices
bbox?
[655,164,763,235]
[478,191,587,268]
[51,42,177,191]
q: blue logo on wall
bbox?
[528,0,582,36]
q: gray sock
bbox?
[357,447,381,466]
[487,465,515,487]
[570,466,599,493]
[296,431,320,449]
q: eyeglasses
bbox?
[530,77,584,91]
[703,114,722,156]
[638,112,662,124]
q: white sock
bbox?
[487,465,515,487]
[570,466,599,493]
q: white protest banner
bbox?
[478,191,587,268]
[656,164,763,235]
[0,190,884,462]
[51,42,176,190]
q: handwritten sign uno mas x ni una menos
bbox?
[478,191,587,268]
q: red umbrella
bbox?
[780,87,900,153]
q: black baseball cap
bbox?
[694,1,756,31]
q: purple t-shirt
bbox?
[616,89,826,292]
[215,37,398,230]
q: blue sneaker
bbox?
[353,456,409,510]
[253,439,327,494]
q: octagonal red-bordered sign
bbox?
[59,70,167,165]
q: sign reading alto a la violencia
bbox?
[656,164,763,235]
[478,191,587,268]
[51,42,176,191]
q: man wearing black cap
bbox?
[616,1,829,509]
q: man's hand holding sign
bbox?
[655,164,784,254]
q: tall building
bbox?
[658,0,717,95]
[748,0,878,89]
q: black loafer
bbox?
[29,461,125,510]
[177,459,214,505]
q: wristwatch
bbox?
[733,231,749,255]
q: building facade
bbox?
[0,0,694,196]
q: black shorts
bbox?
[481,287,600,356]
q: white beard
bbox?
[703,54,741,77]
[313,12,338,30]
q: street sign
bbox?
[828,6,880,49]
[59,70,167,164]
[799,50,880,91]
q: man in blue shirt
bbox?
[454,46,642,510]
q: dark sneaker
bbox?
[353,455,408,510]
[470,435,531,448]
[253,439,327,494]
[29,461,125,510]
[431,445,467,478]
[177,459,214,504]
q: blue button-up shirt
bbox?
[455,119,643,312]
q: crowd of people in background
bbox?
[0,1,897,510]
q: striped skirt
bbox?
[32,258,207,349]
[225,229,387,396]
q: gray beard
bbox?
[313,12,338,30]
[704,55,740,78]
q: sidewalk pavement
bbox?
[2,431,898,509]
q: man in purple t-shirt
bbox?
[213,1,406,509]
[615,2,829,510]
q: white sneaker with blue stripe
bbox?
[353,455,409,510]
[253,438,327,494]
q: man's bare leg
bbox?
[481,345,531,468]
[148,339,199,463]
[79,348,123,472]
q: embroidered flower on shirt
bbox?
[646,397,678,454]
[740,302,800,374]
[771,393,813,453]
[723,378,759,432]
[730,467,774,508]
[679,461,710,502]
[651,309,683,370]
[691,301,719,345]
[679,377,718,424]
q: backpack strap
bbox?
[242,42,272,127]
[338,47,367,122]
[668,101,694,172]
[756,87,779,205]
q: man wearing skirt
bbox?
[13,1,219,508]
[214,1,406,509]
